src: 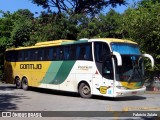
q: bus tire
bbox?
[78,82,92,98]
[15,77,21,89]
[22,78,29,90]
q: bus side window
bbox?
[30,49,38,61]
[38,49,44,61]
[18,51,24,61]
[30,50,34,61]
[24,50,28,61]
[53,47,57,60]
[5,51,17,62]
[56,47,60,60]
[102,43,113,80]
[44,48,50,61]
[80,47,87,60]
[76,46,80,60]
[85,44,92,60]
[64,46,70,60]
[48,47,53,61]
[59,47,64,60]
[5,51,10,62]
[27,50,31,61]
[69,46,75,60]
[34,50,38,61]
[76,43,92,61]
[94,42,103,62]
[56,47,64,60]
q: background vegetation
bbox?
[0,0,160,81]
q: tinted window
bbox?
[94,42,113,79]
[18,51,24,61]
[59,47,64,60]
[5,51,10,62]
[94,42,110,62]
[24,50,29,61]
[94,43,103,62]
[52,47,57,60]
[32,49,38,61]
[5,51,17,62]
[5,43,93,62]
[44,47,53,61]
[64,46,70,60]
[37,49,44,61]
[75,43,92,61]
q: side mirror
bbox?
[141,54,154,69]
[112,51,122,66]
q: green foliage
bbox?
[0,9,35,73]
[0,0,160,76]
[77,9,122,39]
[11,18,33,47]
[31,0,127,15]
[11,9,34,47]
[29,12,79,43]
[121,0,160,71]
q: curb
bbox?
[145,91,160,94]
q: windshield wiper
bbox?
[128,65,144,84]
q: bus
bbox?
[4,38,154,98]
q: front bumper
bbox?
[113,86,146,97]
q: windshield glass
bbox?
[111,43,144,83]
[111,43,140,55]
[116,55,144,82]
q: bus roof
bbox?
[6,38,137,51]
[89,38,137,44]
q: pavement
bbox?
[0,81,160,94]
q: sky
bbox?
[0,0,140,17]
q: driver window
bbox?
[94,42,113,79]
[102,43,113,80]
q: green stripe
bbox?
[61,40,88,45]
[40,61,75,84]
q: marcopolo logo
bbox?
[20,64,42,69]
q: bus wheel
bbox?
[78,83,92,98]
[22,78,29,90]
[15,77,21,89]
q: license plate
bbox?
[132,92,137,94]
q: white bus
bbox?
[4,38,154,98]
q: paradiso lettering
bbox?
[20,64,42,69]
[78,65,92,70]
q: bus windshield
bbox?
[111,43,141,55]
[111,43,144,83]
[115,55,144,82]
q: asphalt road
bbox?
[0,83,160,120]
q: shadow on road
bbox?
[28,87,146,101]
[28,87,80,98]
[0,84,28,111]
[92,95,146,101]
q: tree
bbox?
[31,0,127,15]
[10,9,34,47]
[0,9,34,73]
[0,11,14,76]
[120,0,160,71]
[97,9,122,38]
[29,12,79,43]
[77,9,122,39]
